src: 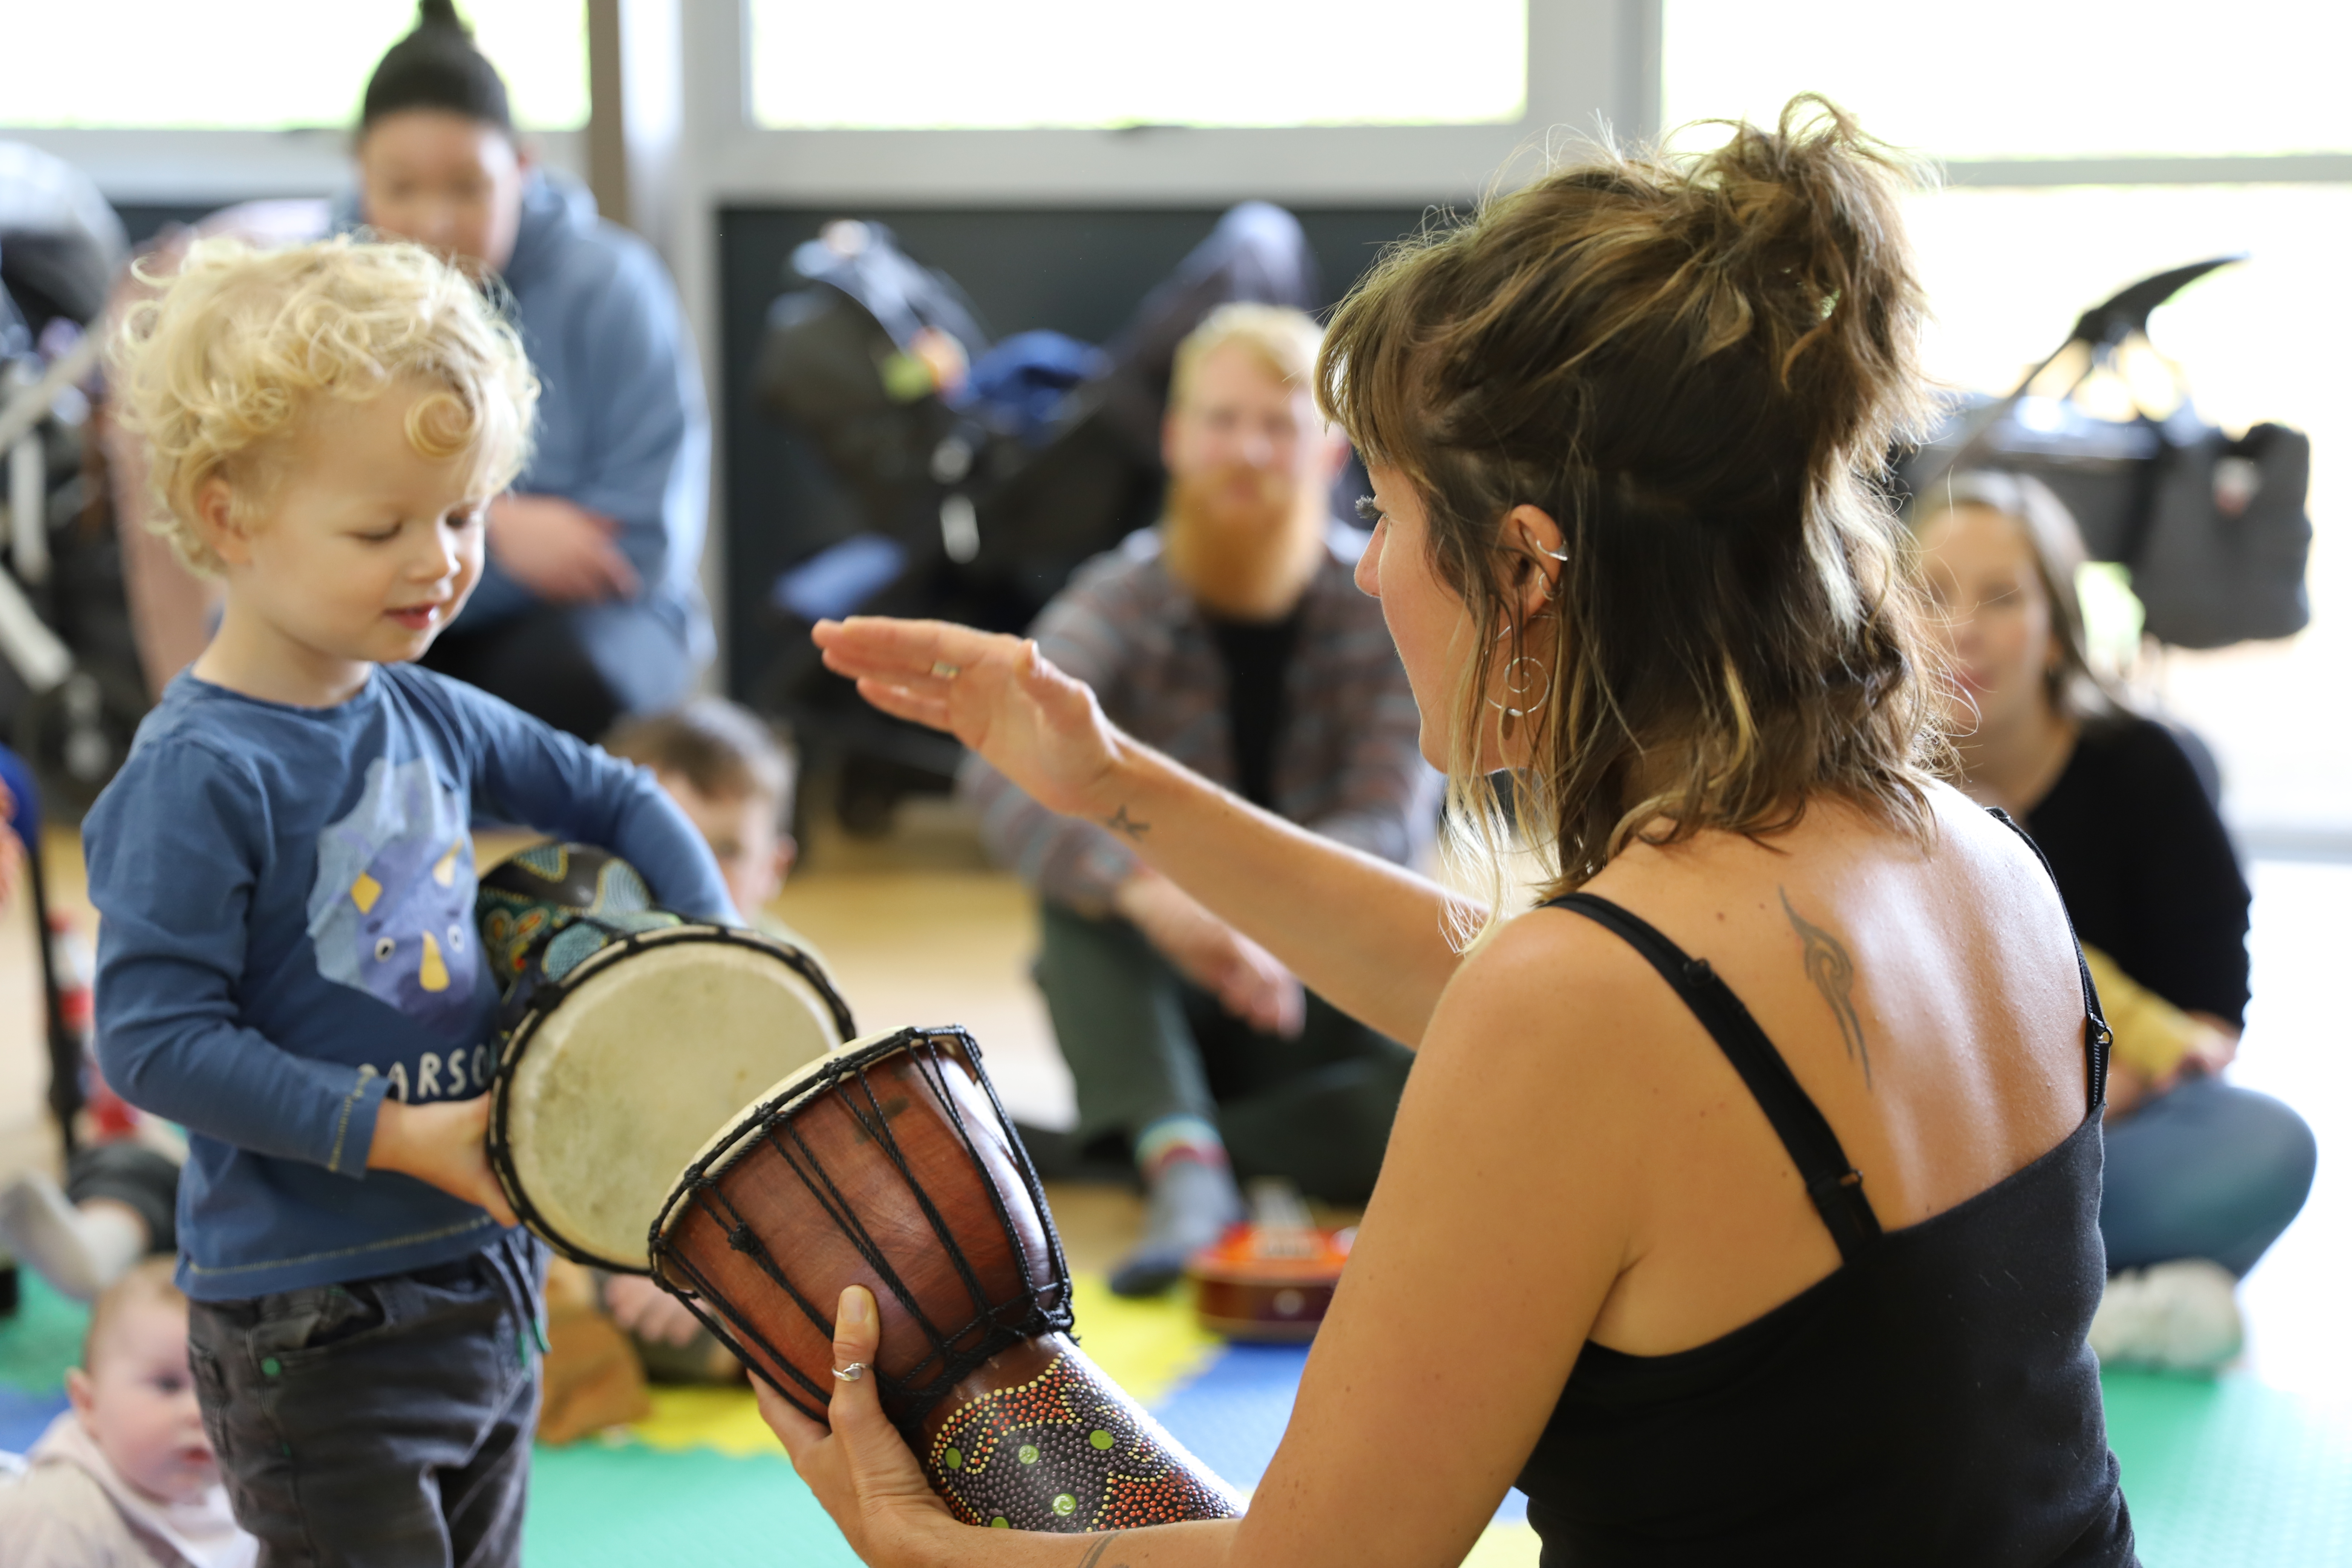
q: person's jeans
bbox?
[2099,1075,2317,1277]
[1036,900,1412,1203]
[186,1231,547,1568]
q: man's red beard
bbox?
[1164,463,1323,618]
[1169,463,1294,534]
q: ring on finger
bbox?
[832,1361,867,1382]
[930,660,961,678]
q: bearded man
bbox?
[960,305,1441,1295]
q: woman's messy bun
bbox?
[1321,95,1945,906]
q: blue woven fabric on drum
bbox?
[539,913,682,983]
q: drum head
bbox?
[501,930,850,1271]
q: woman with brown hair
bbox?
[1913,471,2313,1372]
[775,98,2136,1566]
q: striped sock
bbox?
[1134,1114,1227,1183]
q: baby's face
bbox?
[72,1301,219,1505]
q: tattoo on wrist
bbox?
[1075,1534,1127,1568]
[1104,805,1150,839]
[1780,888,1870,1086]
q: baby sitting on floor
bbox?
[0,1258,255,1566]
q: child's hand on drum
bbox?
[814,618,1127,823]
[758,1285,959,1563]
[604,1274,704,1348]
[366,1097,521,1228]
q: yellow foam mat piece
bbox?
[1464,1524,1543,1565]
[627,1384,777,1458]
[619,1273,1222,1458]
[1063,1271,1225,1407]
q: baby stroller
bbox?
[0,142,150,822]
[0,143,160,1158]
[750,203,1321,833]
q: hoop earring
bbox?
[1487,626,1549,741]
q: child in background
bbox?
[603,698,803,933]
[87,236,733,1565]
[0,1258,257,1566]
[591,698,816,1380]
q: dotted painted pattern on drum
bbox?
[921,1353,1240,1532]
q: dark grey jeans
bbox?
[186,1231,546,1568]
[1037,901,1413,1203]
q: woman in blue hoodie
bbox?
[352,0,710,738]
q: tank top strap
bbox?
[1548,892,1883,1262]
[1983,808,2114,1116]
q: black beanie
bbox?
[360,0,513,132]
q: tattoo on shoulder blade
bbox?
[1075,1533,1127,1568]
[1779,888,1871,1086]
[1104,804,1150,839]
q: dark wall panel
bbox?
[715,203,1442,697]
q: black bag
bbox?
[750,206,1321,828]
[1902,257,2312,649]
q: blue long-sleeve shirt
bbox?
[83,663,735,1300]
[334,172,712,661]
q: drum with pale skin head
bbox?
[477,844,854,1272]
[651,1026,1243,1532]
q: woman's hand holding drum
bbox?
[759,1286,962,1567]
[759,1286,1237,1568]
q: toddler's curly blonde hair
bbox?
[111,234,539,576]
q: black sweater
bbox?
[2024,714,2251,1029]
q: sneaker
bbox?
[1109,1158,1242,1298]
[2089,1259,2245,1374]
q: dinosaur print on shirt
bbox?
[306,756,481,1039]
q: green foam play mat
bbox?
[7,1266,2348,1565]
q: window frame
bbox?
[0,127,591,205]
[688,0,1654,208]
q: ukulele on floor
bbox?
[1187,1178,1353,1342]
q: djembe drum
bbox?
[476,843,854,1271]
[651,1026,1243,1531]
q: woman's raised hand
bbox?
[813,618,1126,821]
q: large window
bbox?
[746,0,1528,130]
[3,0,587,131]
[1664,1,2352,841]
[1663,0,2352,160]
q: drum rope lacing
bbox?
[683,1035,1069,1420]
[649,1029,1075,1429]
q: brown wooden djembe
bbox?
[649,1026,1243,1532]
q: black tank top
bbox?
[1517,826,2138,1566]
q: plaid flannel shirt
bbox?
[958,522,1442,913]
